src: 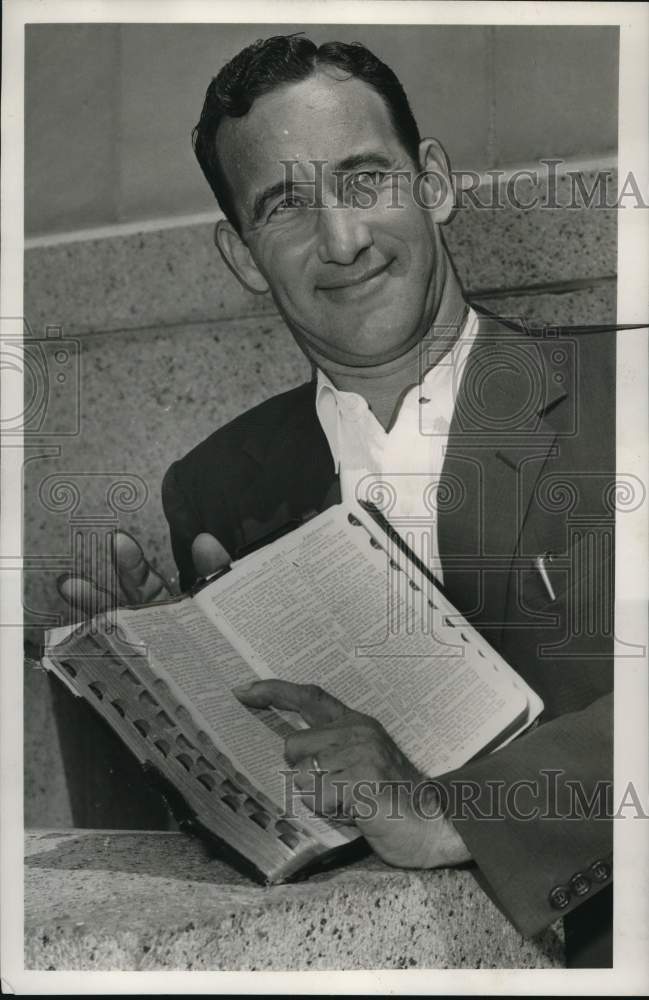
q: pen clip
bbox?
[535,552,556,602]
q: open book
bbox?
[42,503,543,883]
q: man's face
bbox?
[217,70,449,366]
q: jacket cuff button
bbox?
[570,872,591,896]
[549,884,572,910]
[589,859,612,882]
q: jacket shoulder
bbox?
[167,379,316,477]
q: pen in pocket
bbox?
[535,552,556,601]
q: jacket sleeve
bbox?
[436,691,613,937]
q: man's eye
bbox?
[269,196,304,217]
[353,171,388,187]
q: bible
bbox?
[42,502,543,883]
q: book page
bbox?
[196,506,530,776]
[116,601,353,847]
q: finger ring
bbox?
[312,755,323,774]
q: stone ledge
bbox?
[25,829,565,971]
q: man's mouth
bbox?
[317,260,392,294]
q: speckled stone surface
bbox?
[24,225,276,339]
[25,830,565,970]
[24,166,617,338]
[446,166,617,293]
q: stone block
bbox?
[25,830,565,970]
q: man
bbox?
[62,35,614,965]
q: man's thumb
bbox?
[192,533,231,578]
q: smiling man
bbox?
[62,34,615,967]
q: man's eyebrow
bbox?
[331,151,396,174]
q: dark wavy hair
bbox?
[192,34,421,233]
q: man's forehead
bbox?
[216,71,407,200]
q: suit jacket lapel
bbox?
[438,313,569,646]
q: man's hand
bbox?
[57,530,230,616]
[233,679,471,870]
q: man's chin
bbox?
[348,339,420,367]
[285,310,422,368]
[318,331,420,368]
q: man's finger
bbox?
[192,533,231,578]
[57,575,116,618]
[284,727,346,765]
[115,531,170,604]
[232,679,349,726]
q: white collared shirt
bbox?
[315,308,479,584]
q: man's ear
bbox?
[416,138,455,224]
[214,219,269,295]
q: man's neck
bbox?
[312,269,467,431]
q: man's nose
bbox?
[315,206,373,264]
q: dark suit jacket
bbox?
[162,310,615,939]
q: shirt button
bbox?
[570,873,591,897]
[549,884,572,910]
[589,859,612,882]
